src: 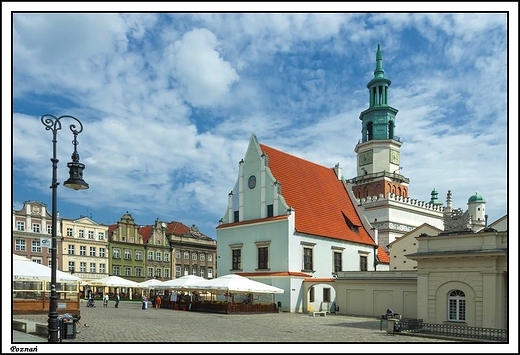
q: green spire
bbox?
[374,42,385,79]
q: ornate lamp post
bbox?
[41,114,89,343]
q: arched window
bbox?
[448,290,466,321]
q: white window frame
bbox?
[448,290,466,322]
[32,240,42,253]
[15,239,26,251]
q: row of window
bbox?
[16,222,53,234]
[65,228,105,240]
[230,247,369,272]
[109,265,214,279]
[68,245,107,257]
[174,251,213,261]
[15,222,106,240]
[67,261,107,274]
[15,239,48,253]
[174,265,214,279]
[111,266,171,278]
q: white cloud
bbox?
[167,28,239,107]
[7,11,512,240]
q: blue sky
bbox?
[6,5,516,244]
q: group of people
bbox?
[102,293,120,308]
[142,294,162,310]
[87,290,168,310]
[87,290,120,308]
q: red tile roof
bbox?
[166,221,190,235]
[139,225,153,243]
[377,245,390,264]
[259,143,376,247]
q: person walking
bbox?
[155,295,162,310]
[115,293,120,308]
[103,294,109,308]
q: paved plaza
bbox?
[10,300,493,352]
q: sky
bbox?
[3,3,518,354]
[5,5,516,243]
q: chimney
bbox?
[333,163,342,180]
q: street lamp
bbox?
[41,114,89,343]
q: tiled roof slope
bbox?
[139,225,153,243]
[259,143,375,247]
[377,245,389,264]
[166,221,190,235]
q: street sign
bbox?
[40,237,51,248]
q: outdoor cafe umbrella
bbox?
[96,275,140,288]
[13,254,82,282]
[185,274,284,294]
[138,279,165,288]
[137,279,165,296]
[154,275,206,290]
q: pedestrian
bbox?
[155,295,162,309]
[151,294,156,308]
[115,292,120,308]
[87,290,95,307]
[103,294,109,308]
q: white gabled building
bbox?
[216,134,387,313]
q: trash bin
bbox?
[277,301,282,313]
[59,315,77,339]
